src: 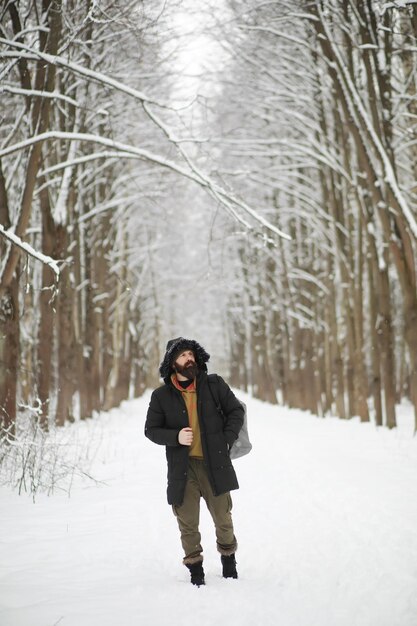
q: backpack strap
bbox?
[207,374,225,420]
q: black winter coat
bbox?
[144,372,244,505]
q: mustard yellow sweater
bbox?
[171,374,203,458]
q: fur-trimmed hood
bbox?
[159,337,210,382]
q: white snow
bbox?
[1,391,417,626]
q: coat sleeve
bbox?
[144,390,181,447]
[216,376,244,448]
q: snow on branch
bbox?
[142,103,292,241]
[0,85,80,108]
[379,0,417,14]
[0,37,292,241]
[0,225,60,279]
[0,37,168,108]
[0,130,291,241]
[39,151,136,176]
[288,269,330,294]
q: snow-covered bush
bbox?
[0,407,103,500]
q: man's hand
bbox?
[178,427,193,446]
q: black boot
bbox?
[186,561,205,586]
[221,554,238,579]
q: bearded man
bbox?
[145,337,244,586]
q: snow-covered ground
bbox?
[1,391,417,626]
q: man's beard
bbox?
[174,360,198,380]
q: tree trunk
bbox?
[377,264,397,429]
[366,233,383,427]
[0,0,62,296]
[55,226,75,426]
[0,279,19,437]
[352,211,369,422]
[37,181,58,429]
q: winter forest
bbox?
[1,1,417,624]
[2,0,417,439]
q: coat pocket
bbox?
[207,432,231,469]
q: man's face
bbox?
[173,350,197,380]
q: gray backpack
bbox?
[208,375,252,460]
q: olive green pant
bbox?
[172,458,237,565]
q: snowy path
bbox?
[1,392,417,626]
